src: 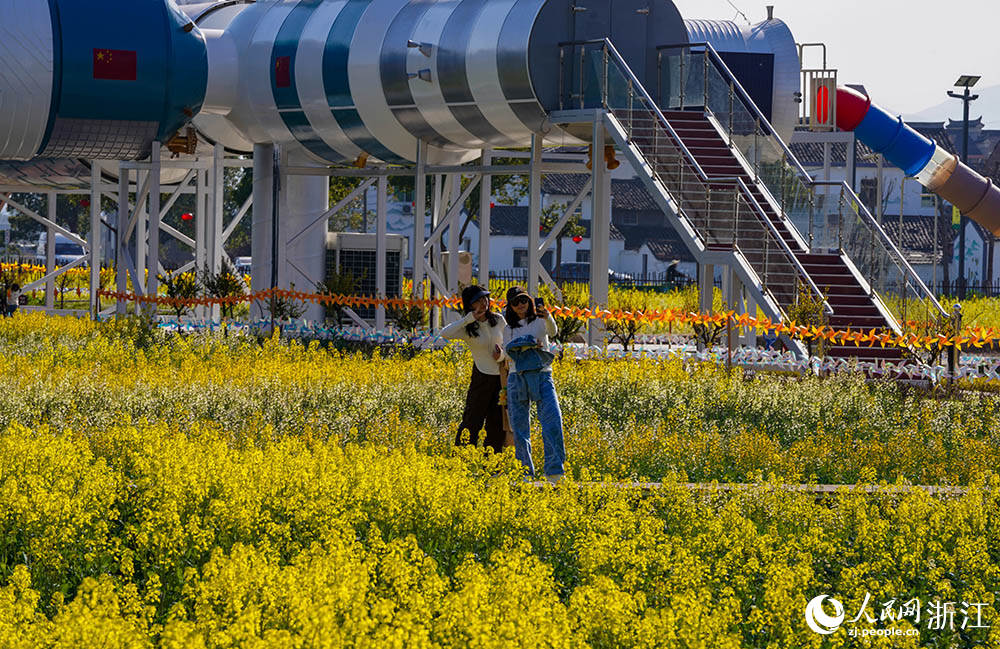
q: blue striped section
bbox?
[271,0,342,162]
[856,104,937,177]
[37,0,63,155]
[38,0,206,156]
[323,0,408,164]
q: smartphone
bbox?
[534,297,545,309]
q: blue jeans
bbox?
[506,370,565,477]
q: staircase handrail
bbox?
[559,37,830,314]
[814,180,947,317]
[736,177,834,315]
[655,40,946,319]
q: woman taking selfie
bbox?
[440,285,507,454]
[502,286,565,482]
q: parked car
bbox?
[36,232,86,266]
[234,256,252,276]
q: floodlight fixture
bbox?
[954,75,981,88]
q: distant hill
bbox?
[902,84,1000,130]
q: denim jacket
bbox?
[505,335,555,402]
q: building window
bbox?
[921,194,936,209]
[620,211,638,225]
[513,248,553,269]
[576,249,590,263]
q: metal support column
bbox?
[479,148,492,286]
[447,173,460,297]
[116,166,129,316]
[528,134,542,293]
[413,141,426,297]
[588,118,611,345]
[146,146,161,314]
[89,164,102,318]
[208,144,225,322]
[135,170,146,293]
[45,193,55,310]
[251,143,275,320]
[375,172,388,330]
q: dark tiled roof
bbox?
[615,224,696,261]
[541,176,661,211]
[482,205,623,239]
[789,141,877,167]
[880,214,955,264]
[645,237,695,262]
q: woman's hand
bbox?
[536,304,548,318]
[473,300,488,321]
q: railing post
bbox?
[728,80,735,146]
[753,117,760,182]
[679,49,686,109]
[558,46,565,111]
[808,189,815,251]
[702,49,709,108]
[627,77,633,142]
[656,50,662,106]
[578,45,585,110]
[602,44,609,109]
[705,185,712,238]
[733,188,741,249]
[837,186,844,254]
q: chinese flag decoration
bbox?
[93,49,137,81]
[275,56,291,88]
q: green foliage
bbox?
[605,288,653,350]
[156,271,201,318]
[786,283,829,358]
[199,261,245,319]
[317,270,363,324]
[540,283,588,344]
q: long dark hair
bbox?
[465,309,499,338]
[504,295,537,330]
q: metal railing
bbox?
[557,38,830,316]
[652,41,947,327]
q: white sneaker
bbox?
[545,474,565,485]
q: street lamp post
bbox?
[948,74,980,299]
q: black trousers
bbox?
[456,364,505,454]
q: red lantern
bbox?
[572,235,583,244]
[80,199,90,208]
[490,202,495,208]
[181,212,194,222]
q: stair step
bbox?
[828,316,892,329]
[825,295,879,307]
[808,272,863,285]
[825,346,904,360]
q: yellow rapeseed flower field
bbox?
[1,313,999,647]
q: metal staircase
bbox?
[554,39,947,361]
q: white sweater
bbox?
[502,314,558,373]
[440,311,507,375]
